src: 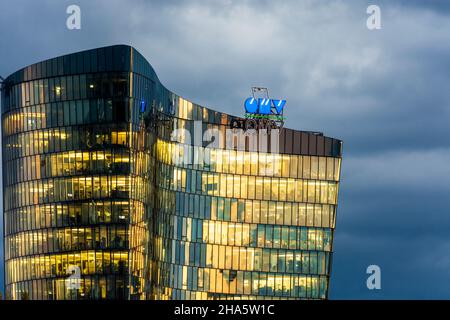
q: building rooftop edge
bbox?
[1,44,342,144]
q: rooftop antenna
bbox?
[1,76,5,114]
[0,75,4,101]
[251,86,269,99]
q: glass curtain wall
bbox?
[1,45,342,300]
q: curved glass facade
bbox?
[1,45,342,300]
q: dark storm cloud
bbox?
[332,147,450,298]
[1,0,450,298]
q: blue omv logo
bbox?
[244,97,286,115]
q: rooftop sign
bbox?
[243,87,286,128]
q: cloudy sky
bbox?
[1,0,450,299]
